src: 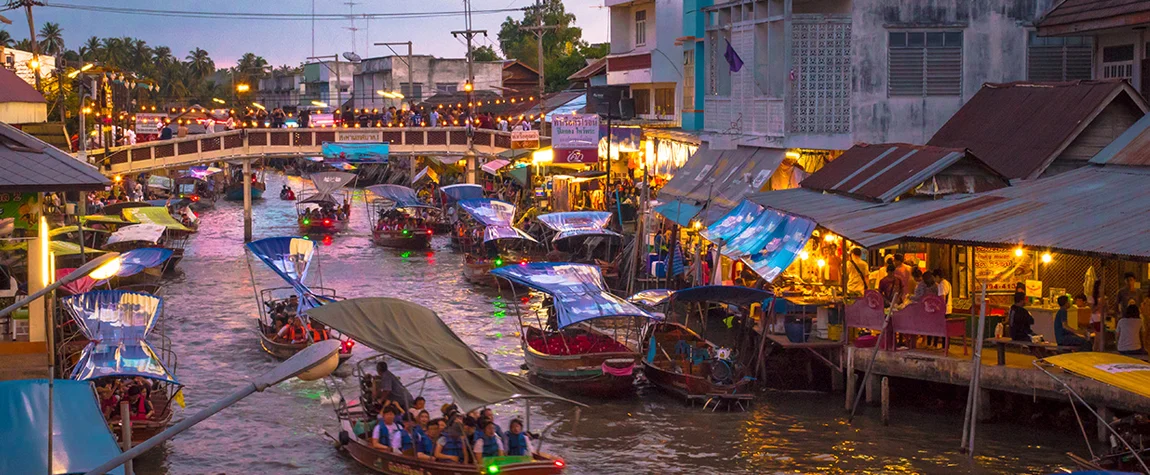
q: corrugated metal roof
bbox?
[892,166,1150,261]
[1090,111,1150,166]
[0,122,109,192]
[1038,0,1150,36]
[567,58,606,82]
[799,143,970,202]
[0,68,46,104]
[927,80,1146,180]
[657,143,722,201]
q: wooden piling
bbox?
[881,376,890,425]
[1098,406,1112,444]
[845,346,855,411]
[866,370,879,405]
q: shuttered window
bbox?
[888,31,963,97]
[1102,44,1134,79]
[1028,33,1093,82]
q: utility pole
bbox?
[520,0,556,126]
[375,41,413,111]
[14,0,44,91]
[451,0,487,184]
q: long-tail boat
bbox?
[365,184,440,249]
[458,199,540,287]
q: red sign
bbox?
[553,148,600,164]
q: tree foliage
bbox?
[496,0,606,92]
[471,45,501,62]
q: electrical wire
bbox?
[41,2,525,21]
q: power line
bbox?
[40,2,525,21]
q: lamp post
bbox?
[84,339,341,475]
[0,252,121,321]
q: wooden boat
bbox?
[365,185,443,250]
[372,226,433,249]
[254,287,353,365]
[493,263,661,397]
[224,181,265,201]
[297,171,357,234]
[305,297,578,475]
[299,214,350,234]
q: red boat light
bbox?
[189,194,200,202]
[426,229,433,235]
[323,219,332,226]
[554,459,565,468]
[341,339,355,353]
[322,235,333,246]
[519,259,528,266]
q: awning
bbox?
[490,263,660,328]
[123,207,192,232]
[0,240,106,256]
[653,200,702,227]
[657,144,723,201]
[49,226,109,237]
[309,171,357,195]
[72,340,179,385]
[0,379,125,475]
[411,166,437,184]
[725,208,816,282]
[116,247,174,277]
[682,146,760,203]
[305,297,582,412]
[544,94,587,122]
[435,155,465,165]
[81,214,135,225]
[481,159,511,175]
[701,200,765,245]
[440,183,484,202]
[707,147,785,210]
[245,237,316,293]
[1041,352,1150,400]
[105,223,166,245]
[60,289,163,342]
[366,184,435,209]
[536,211,622,241]
[626,289,674,308]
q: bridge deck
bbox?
[85,127,542,175]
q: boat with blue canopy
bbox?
[629,285,770,409]
[0,379,126,475]
[59,289,182,445]
[245,236,354,363]
[534,211,625,281]
[492,262,662,396]
[366,184,441,249]
[457,199,541,287]
[297,171,356,234]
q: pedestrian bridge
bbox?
[87,127,536,175]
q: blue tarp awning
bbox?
[72,340,179,385]
[366,184,435,209]
[626,289,674,308]
[701,200,764,245]
[116,247,174,277]
[537,211,622,241]
[653,200,702,227]
[459,199,537,243]
[245,236,316,293]
[491,263,659,328]
[60,290,163,342]
[0,379,125,475]
[441,184,484,202]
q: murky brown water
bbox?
[133,173,1085,474]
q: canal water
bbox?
[135,173,1085,475]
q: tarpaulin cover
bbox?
[481,159,511,175]
[737,211,816,282]
[305,297,581,412]
[441,183,484,202]
[490,263,659,328]
[60,290,163,342]
[484,225,539,243]
[459,198,515,227]
[71,339,178,385]
[81,214,135,225]
[537,211,623,241]
[188,165,222,178]
[309,171,357,196]
[105,223,166,245]
[298,193,340,206]
[56,268,102,295]
[245,237,316,293]
[1041,352,1150,400]
[48,225,108,237]
[366,184,435,209]
[653,200,702,227]
[101,202,150,216]
[657,145,723,201]
[116,247,174,277]
[626,289,674,308]
[123,207,191,232]
[701,200,765,245]
[0,240,106,256]
[0,379,125,475]
[670,285,773,308]
[321,142,389,163]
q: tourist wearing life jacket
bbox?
[392,415,420,455]
[434,424,468,464]
[472,420,505,464]
[276,316,308,344]
[310,321,330,342]
[416,418,441,461]
[371,406,403,453]
[505,418,533,456]
[126,385,154,421]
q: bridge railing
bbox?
[86,127,547,174]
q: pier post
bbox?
[831,348,844,392]
[845,346,855,410]
[976,388,993,422]
[881,377,890,425]
[120,400,134,475]
[242,158,253,242]
[866,370,879,405]
[1097,406,1112,444]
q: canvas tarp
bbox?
[123,207,191,232]
[305,297,581,412]
[105,223,166,246]
[366,185,434,209]
[0,379,125,475]
[309,171,357,195]
[490,263,659,328]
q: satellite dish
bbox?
[342,52,362,63]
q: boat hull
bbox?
[300,220,349,235]
[340,424,563,475]
[372,230,432,249]
[640,322,752,402]
[259,332,352,365]
[224,183,265,201]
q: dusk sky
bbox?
[2,0,610,67]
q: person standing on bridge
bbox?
[429,108,440,127]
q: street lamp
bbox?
[235,83,250,93]
[0,252,121,321]
[84,339,341,475]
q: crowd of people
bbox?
[266,295,330,344]
[360,362,540,465]
[374,209,429,233]
[94,376,161,422]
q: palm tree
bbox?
[234,52,269,88]
[186,48,214,81]
[14,38,34,51]
[100,37,127,68]
[37,22,64,56]
[0,30,14,48]
[130,39,152,73]
[152,46,173,66]
[79,36,101,61]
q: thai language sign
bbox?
[320,142,389,163]
[975,247,1033,293]
[134,113,168,135]
[551,114,599,164]
[511,130,540,150]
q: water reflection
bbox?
[138,172,1080,475]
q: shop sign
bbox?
[134,113,168,135]
[511,130,540,150]
[0,192,38,232]
[336,131,383,143]
[974,247,1033,293]
[552,114,599,164]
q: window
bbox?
[754,19,785,97]
[435,83,457,94]
[401,82,423,101]
[1028,33,1093,82]
[707,30,732,96]
[654,87,676,116]
[888,31,963,97]
[635,10,647,47]
[631,88,651,116]
[1102,44,1134,79]
[683,51,695,111]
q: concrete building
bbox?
[680,0,713,131]
[300,60,358,110]
[1037,1,1150,101]
[255,72,303,110]
[606,0,684,124]
[0,47,56,86]
[352,56,503,112]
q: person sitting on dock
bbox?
[434,424,469,464]
[472,420,505,464]
[504,419,533,456]
[1054,295,1091,351]
[371,406,404,452]
[1008,292,1035,342]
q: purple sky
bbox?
[3,0,609,67]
